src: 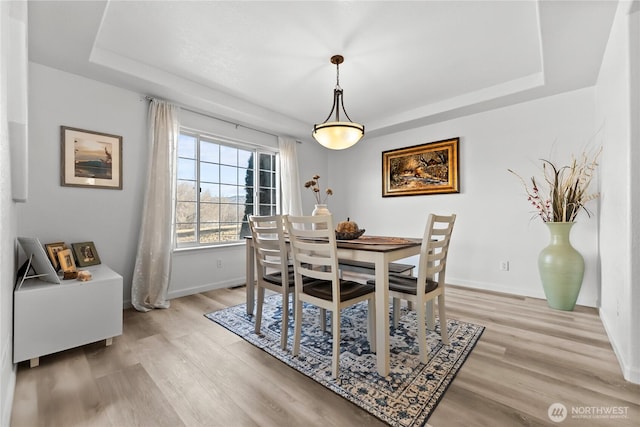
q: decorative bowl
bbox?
[335,229,365,240]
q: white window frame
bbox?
[175,128,280,249]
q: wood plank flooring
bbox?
[10,285,640,426]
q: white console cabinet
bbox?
[13,264,123,367]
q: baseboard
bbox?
[167,277,245,300]
[447,277,598,308]
[120,278,246,311]
[599,308,640,384]
[446,277,546,300]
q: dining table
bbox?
[245,234,422,377]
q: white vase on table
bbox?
[311,204,331,230]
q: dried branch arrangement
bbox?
[509,147,602,222]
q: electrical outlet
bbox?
[499,261,509,271]
[216,259,222,268]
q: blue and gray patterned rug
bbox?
[205,294,484,426]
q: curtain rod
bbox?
[144,96,301,143]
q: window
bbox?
[175,129,279,248]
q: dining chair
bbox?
[368,213,456,364]
[248,214,295,350]
[284,214,376,379]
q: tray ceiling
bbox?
[28,1,618,140]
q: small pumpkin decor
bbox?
[335,218,365,240]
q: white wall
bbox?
[327,87,600,307]
[18,63,148,306]
[21,63,331,306]
[596,0,640,384]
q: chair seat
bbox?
[304,280,375,302]
[367,273,438,295]
[338,259,414,275]
[264,267,316,287]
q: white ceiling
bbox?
[27,1,618,141]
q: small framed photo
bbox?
[44,242,67,271]
[382,137,460,197]
[61,126,123,189]
[57,248,77,273]
[71,242,101,267]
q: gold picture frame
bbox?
[44,241,67,271]
[57,248,77,273]
[382,137,459,197]
[61,126,123,189]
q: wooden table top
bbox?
[334,235,421,252]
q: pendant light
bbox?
[312,55,364,150]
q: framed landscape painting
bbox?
[61,126,122,189]
[382,137,459,197]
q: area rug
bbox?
[205,295,484,426]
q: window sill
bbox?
[173,241,246,253]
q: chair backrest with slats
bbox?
[248,215,288,280]
[284,215,341,293]
[417,214,456,289]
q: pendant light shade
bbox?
[312,55,364,150]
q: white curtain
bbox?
[278,136,303,215]
[131,99,179,312]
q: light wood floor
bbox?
[11,284,640,427]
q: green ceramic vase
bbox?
[538,222,585,311]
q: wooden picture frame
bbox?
[61,126,122,189]
[382,137,459,197]
[44,242,67,271]
[71,241,101,267]
[57,248,77,273]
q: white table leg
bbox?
[105,337,113,346]
[374,254,390,376]
[29,357,39,368]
